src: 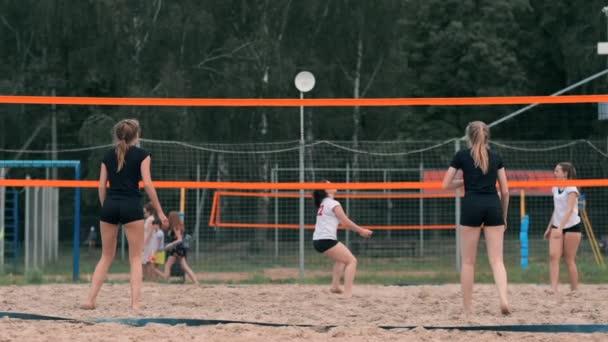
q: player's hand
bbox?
[543,228,551,240]
[359,228,373,238]
[158,212,169,228]
[552,228,563,240]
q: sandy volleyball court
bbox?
[1,283,607,341]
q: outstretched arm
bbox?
[334,206,372,238]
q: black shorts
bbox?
[313,239,338,253]
[168,244,187,258]
[461,194,504,227]
[100,197,144,225]
[551,223,582,233]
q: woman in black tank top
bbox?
[442,121,510,315]
[82,119,168,311]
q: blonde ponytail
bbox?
[466,121,490,174]
[112,118,141,173]
[115,139,129,172]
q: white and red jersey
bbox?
[313,197,341,240]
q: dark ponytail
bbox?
[313,189,328,208]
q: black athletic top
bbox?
[102,146,150,199]
[450,148,504,195]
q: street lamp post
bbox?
[294,71,315,278]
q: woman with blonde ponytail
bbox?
[82,118,168,311]
[442,121,510,315]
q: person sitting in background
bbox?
[86,226,98,250]
[143,218,164,280]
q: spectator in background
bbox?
[162,211,198,284]
[86,226,98,250]
[143,218,164,280]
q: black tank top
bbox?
[102,146,150,199]
[450,148,504,195]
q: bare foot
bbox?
[566,289,581,298]
[80,303,96,310]
[462,306,473,315]
[339,293,353,300]
[330,287,343,294]
[545,288,559,296]
[500,304,511,316]
[131,304,140,312]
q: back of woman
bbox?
[103,146,150,199]
[451,148,503,196]
[442,121,510,315]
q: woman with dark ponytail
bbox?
[442,121,510,315]
[312,181,372,299]
[82,119,168,311]
[544,162,582,295]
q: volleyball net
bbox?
[1,94,608,280]
[2,140,608,280]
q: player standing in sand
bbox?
[544,162,582,295]
[81,119,168,311]
[442,121,510,315]
[312,181,373,299]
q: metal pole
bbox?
[345,164,350,247]
[195,163,201,260]
[43,169,49,266]
[54,187,59,261]
[455,140,462,272]
[273,165,279,260]
[0,168,5,273]
[41,188,47,267]
[419,162,424,257]
[383,170,391,240]
[33,187,39,270]
[73,163,81,282]
[54,188,59,260]
[298,92,305,278]
[51,88,58,181]
[25,176,31,274]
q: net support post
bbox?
[195,164,201,261]
[298,92,305,279]
[345,164,350,247]
[73,162,81,282]
[24,175,31,275]
[419,162,424,257]
[0,168,5,273]
[272,165,279,261]
[520,215,530,269]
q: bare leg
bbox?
[179,257,199,284]
[460,226,481,314]
[124,220,145,311]
[163,256,177,280]
[549,231,564,294]
[563,232,582,291]
[484,225,510,315]
[151,264,165,279]
[330,262,345,293]
[81,222,119,309]
[323,243,357,299]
